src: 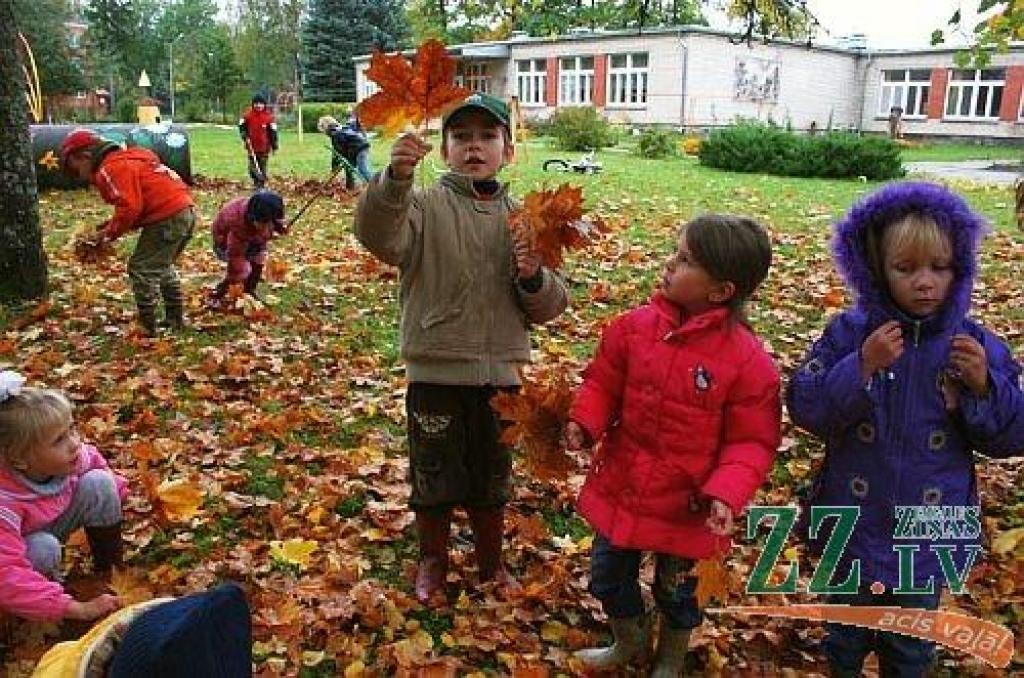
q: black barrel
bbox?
[31,123,192,190]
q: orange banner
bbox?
[707,605,1014,668]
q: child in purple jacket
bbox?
[788,182,1024,677]
[210,190,287,301]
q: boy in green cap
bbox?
[354,93,569,604]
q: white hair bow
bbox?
[0,371,26,403]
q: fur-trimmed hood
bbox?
[832,181,988,330]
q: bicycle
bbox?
[542,149,603,175]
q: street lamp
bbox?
[169,33,183,120]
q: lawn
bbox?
[2,125,1022,676]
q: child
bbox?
[354,93,569,604]
[788,182,1024,677]
[60,128,196,337]
[209,190,287,301]
[239,93,278,188]
[317,114,373,189]
[0,370,126,623]
[564,215,781,676]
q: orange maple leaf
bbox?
[491,370,575,481]
[356,39,470,134]
[694,557,730,608]
[509,184,607,269]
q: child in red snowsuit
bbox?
[210,190,287,300]
[238,93,278,188]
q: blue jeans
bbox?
[825,586,941,677]
[337,150,373,189]
[588,533,701,629]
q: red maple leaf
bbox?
[509,183,607,269]
[357,39,470,133]
[491,370,575,481]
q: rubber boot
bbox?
[468,506,509,583]
[414,509,451,604]
[137,305,158,337]
[650,617,691,678]
[244,264,264,299]
[165,303,185,331]
[85,522,124,573]
[575,615,650,670]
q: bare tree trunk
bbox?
[438,0,446,33]
[0,2,48,303]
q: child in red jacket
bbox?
[209,190,287,301]
[61,129,196,336]
[564,215,782,676]
[238,93,278,188]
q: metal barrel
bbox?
[31,123,192,190]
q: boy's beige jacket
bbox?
[355,171,569,385]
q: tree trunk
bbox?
[0,2,48,303]
[437,0,446,33]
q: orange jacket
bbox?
[92,148,194,240]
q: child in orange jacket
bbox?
[61,129,195,336]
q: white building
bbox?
[353,26,1024,141]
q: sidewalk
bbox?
[904,160,1022,186]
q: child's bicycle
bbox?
[542,149,603,175]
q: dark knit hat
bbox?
[245,190,285,228]
[251,93,267,105]
[109,583,252,678]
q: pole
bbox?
[169,40,175,120]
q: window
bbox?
[878,69,931,118]
[457,62,490,94]
[360,69,379,100]
[517,59,547,106]
[559,56,594,105]
[607,52,648,106]
[68,32,80,49]
[945,68,1005,120]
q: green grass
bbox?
[899,141,1023,163]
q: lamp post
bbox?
[169,33,183,120]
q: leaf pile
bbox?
[509,183,608,269]
[492,370,576,482]
[356,39,470,134]
[72,233,115,265]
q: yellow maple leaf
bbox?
[155,478,204,522]
[38,150,60,171]
[270,538,318,569]
[694,557,730,608]
[108,567,154,606]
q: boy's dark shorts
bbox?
[406,382,514,510]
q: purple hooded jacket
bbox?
[787,182,1024,590]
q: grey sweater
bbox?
[354,170,569,385]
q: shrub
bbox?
[699,121,903,180]
[115,97,136,123]
[299,102,354,133]
[636,129,678,159]
[680,136,702,156]
[180,101,209,123]
[548,106,616,151]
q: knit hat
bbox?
[245,190,286,229]
[317,115,339,133]
[108,583,252,678]
[251,93,267,105]
[442,93,510,132]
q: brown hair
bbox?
[684,214,773,315]
[0,388,74,471]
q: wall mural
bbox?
[734,56,780,103]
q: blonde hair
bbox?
[317,115,339,133]
[869,212,953,280]
[0,388,74,471]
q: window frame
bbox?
[456,61,491,94]
[606,52,649,108]
[944,68,1005,121]
[877,69,931,119]
[558,55,595,106]
[516,58,548,107]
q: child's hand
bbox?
[66,593,121,621]
[950,334,989,397]
[512,227,542,280]
[562,421,589,450]
[705,498,734,536]
[389,133,432,181]
[860,320,904,379]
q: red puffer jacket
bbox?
[571,293,781,559]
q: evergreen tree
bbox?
[302,0,409,102]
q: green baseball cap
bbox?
[442,93,510,131]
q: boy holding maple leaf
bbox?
[354,93,569,604]
[564,215,781,676]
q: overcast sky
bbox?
[706,0,986,49]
